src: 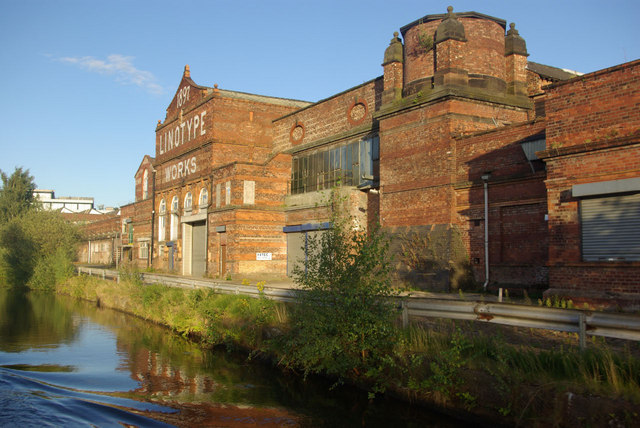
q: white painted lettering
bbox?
[177,86,191,108]
[158,108,207,157]
[186,118,192,140]
[193,114,199,136]
[200,111,207,135]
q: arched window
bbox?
[158,199,166,241]
[199,188,208,207]
[170,196,179,240]
[184,192,192,212]
[143,169,149,199]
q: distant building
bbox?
[34,189,115,214]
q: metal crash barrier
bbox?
[77,266,640,349]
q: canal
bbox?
[0,288,466,427]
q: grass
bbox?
[59,274,282,351]
[392,321,640,404]
[58,275,640,426]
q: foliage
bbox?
[0,167,36,224]
[59,271,640,424]
[417,32,434,52]
[284,190,399,385]
[61,275,280,351]
[0,205,80,289]
[538,295,575,309]
[0,221,36,287]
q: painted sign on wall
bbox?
[158,109,207,156]
[163,156,197,183]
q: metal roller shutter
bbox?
[581,193,640,261]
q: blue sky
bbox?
[1,0,639,208]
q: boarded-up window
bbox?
[243,180,255,205]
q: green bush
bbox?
[283,191,399,385]
[0,210,80,289]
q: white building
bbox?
[33,189,113,214]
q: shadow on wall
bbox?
[387,224,475,292]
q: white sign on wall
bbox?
[163,156,197,183]
[256,252,272,261]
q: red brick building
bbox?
[538,61,640,306]
[80,7,640,306]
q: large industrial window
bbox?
[580,193,640,261]
[291,135,379,195]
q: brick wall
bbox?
[539,60,640,302]
[77,213,120,264]
[272,79,382,155]
[455,120,548,287]
[545,60,640,149]
[402,13,508,95]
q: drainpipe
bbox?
[149,168,156,267]
[481,174,490,291]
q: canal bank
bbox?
[57,274,640,427]
[0,287,463,427]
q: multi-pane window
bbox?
[143,169,149,199]
[158,199,166,241]
[199,188,208,207]
[291,135,379,195]
[184,192,192,212]
[170,196,179,241]
[139,241,149,260]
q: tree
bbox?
[0,169,80,289]
[0,167,36,224]
[284,191,399,385]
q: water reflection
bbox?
[0,289,78,352]
[0,288,464,427]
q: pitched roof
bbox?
[527,61,583,82]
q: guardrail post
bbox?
[579,313,587,350]
[402,301,409,329]
[102,271,105,280]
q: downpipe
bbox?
[481,174,490,291]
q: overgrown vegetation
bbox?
[60,272,281,351]
[280,191,399,388]
[59,267,640,426]
[0,167,80,290]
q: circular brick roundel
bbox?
[348,101,368,125]
[290,123,305,144]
